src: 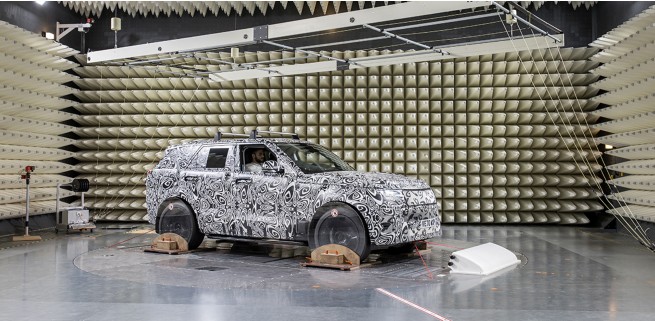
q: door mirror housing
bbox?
[262,160,284,174]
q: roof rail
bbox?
[250,129,300,140]
[214,132,250,141]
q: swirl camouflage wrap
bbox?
[146,138,441,247]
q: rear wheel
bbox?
[309,202,370,260]
[156,199,204,249]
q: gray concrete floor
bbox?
[0,225,654,321]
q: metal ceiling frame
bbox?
[208,34,564,82]
[86,1,488,63]
[85,1,565,83]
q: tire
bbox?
[156,198,204,249]
[309,202,370,260]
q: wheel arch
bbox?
[308,200,371,244]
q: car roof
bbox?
[170,137,313,149]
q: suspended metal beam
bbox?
[208,33,564,82]
[362,23,447,54]
[297,12,502,51]
[193,55,240,68]
[296,36,387,50]
[385,12,502,32]
[261,40,350,63]
[86,1,489,63]
[123,54,192,66]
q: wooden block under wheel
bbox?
[155,239,179,251]
[319,252,345,265]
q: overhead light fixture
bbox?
[230,47,240,58]
[111,17,121,48]
[35,0,46,5]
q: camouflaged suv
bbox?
[146,130,440,260]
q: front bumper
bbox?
[373,202,441,246]
[403,203,441,242]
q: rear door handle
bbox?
[184,176,199,182]
[235,177,252,184]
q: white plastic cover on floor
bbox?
[448,242,521,275]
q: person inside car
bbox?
[245,148,266,172]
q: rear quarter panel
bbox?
[145,145,197,224]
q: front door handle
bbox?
[235,177,252,184]
[184,176,199,182]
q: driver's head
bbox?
[251,148,265,163]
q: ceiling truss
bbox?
[84,1,565,83]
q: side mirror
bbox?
[262,160,284,174]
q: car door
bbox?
[183,144,236,236]
[230,144,295,239]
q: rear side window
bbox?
[206,148,229,168]
[189,146,230,169]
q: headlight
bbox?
[379,189,404,202]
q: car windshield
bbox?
[276,143,354,174]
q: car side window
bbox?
[240,145,277,173]
[205,148,229,169]
[189,146,230,169]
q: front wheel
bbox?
[309,202,370,261]
[156,199,204,249]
